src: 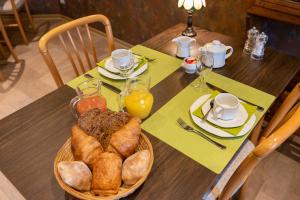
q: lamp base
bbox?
[182,9,197,37]
[182,26,197,37]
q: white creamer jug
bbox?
[172,36,196,58]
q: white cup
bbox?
[212,93,239,120]
[111,49,133,70]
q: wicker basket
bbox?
[54,132,154,200]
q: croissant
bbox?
[108,117,141,158]
[71,125,103,167]
[58,161,92,191]
[122,150,151,185]
[92,152,122,195]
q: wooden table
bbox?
[0,23,300,200]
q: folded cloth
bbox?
[192,91,257,136]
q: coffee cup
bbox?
[212,93,239,120]
[111,49,133,69]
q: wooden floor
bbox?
[0,17,299,200]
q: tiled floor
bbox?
[0,17,299,200]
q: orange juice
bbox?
[124,89,154,119]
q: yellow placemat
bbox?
[141,71,275,174]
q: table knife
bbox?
[84,74,121,93]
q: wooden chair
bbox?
[0,16,18,81]
[249,82,300,145]
[0,0,35,45]
[203,82,300,200]
[39,14,115,87]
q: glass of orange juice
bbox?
[119,77,154,119]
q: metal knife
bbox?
[84,74,121,93]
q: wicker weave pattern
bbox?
[54,132,154,200]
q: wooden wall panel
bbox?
[59,0,249,44]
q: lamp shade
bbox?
[178,0,206,10]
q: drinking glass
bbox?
[118,77,154,119]
[70,78,107,118]
[192,51,214,88]
[112,49,135,78]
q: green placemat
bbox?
[66,45,182,111]
[192,91,257,136]
[141,71,275,174]
[67,45,182,90]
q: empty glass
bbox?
[112,49,135,78]
[192,51,214,88]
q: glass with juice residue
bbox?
[70,78,107,118]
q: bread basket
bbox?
[54,132,154,200]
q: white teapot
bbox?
[172,36,196,58]
[199,40,233,68]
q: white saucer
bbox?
[190,94,257,138]
[98,58,148,80]
[104,57,139,73]
[201,98,248,128]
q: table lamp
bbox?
[178,0,206,37]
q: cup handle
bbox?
[70,96,80,118]
[213,106,223,119]
[225,46,233,59]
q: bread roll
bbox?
[58,161,92,191]
[122,150,151,185]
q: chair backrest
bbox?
[219,82,300,200]
[260,82,300,141]
[39,15,115,87]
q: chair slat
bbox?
[76,27,92,70]
[85,24,97,65]
[58,34,80,77]
[39,15,115,88]
[66,30,86,73]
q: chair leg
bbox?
[238,180,249,200]
[13,10,29,45]
[0,18,19,62]
[0,43,5,57]
[0,70,4,81]
[24,0,35,31]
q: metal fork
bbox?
[133,52,156,62]
[177,118,226,150]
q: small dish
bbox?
[104,56,139,74]
[98,58,148,80]
[201,98,248,128]
[182,57,200,74]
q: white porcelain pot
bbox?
[199,40,233,68]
